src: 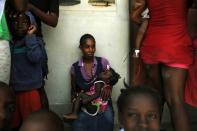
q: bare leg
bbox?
[162,66,191,131]
[144,64,165,122]
[144,64,162,92]
[64,96,81,120]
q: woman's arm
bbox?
[28,3,58,27]
[131,0,146,24]
[134,19,148,50]
[71,73,77,102]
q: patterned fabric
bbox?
[84,81,109,114]
[0,40,10,84]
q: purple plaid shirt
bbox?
[71,57,110,81]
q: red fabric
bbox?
[141,0,193,65]
[12,89,42,128]
[185,35,197,107]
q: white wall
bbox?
[42,0,129,112]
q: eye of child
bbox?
[6,103,15,113]
[22,21,28,25]
[127,112,138,118]
[84,45,89,48]
[147,112,158,121]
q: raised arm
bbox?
[130,0,146,24]
[28,1,59,27]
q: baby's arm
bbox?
[80,82,105,104]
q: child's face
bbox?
[119,94,160,131]
[0,88,15,130]
[10,13,30,37]
[81,38,96,59]
[99,70,112,82]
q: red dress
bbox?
[141,0,193,65]
[185,34,197,107]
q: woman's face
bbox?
[119,94,160,131]
[81,38,96,59]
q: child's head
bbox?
[0,82,15,131]
[79,34,96,59]
[9,13,31,38]
[117,86,161,131]
[19,110,64,131]
[98,68,120,86]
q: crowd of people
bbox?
[0,0,197,131]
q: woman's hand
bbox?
[101,86,112,101]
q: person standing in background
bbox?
[0,0,11,84]
[27,0,59,109]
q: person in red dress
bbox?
[131,0,194,131]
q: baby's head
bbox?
[19,110,64,131]
[98,67,120,86]
[0,82,15,131]
[8,13,31,38]
[117,86,162,131]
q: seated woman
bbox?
[70,34,115,131]
[64,67,120,119]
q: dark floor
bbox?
[52,103,197,131]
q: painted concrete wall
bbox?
[42,0,129,114]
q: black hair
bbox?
[117,85,162,114]
[0,81,9,88]
[108,68,121,86]
[79,34,96,48]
